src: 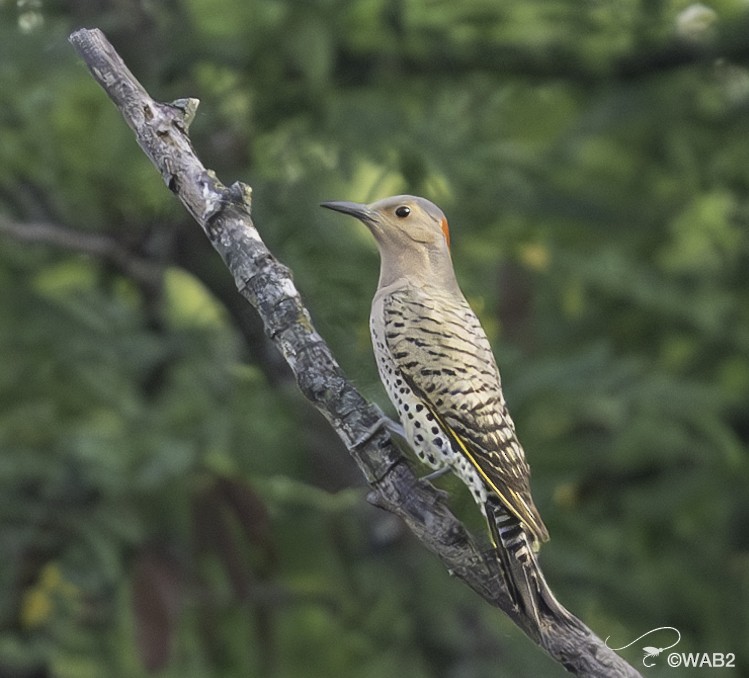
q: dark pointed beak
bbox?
[320,200,373,224]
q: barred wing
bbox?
[382,286,549,545]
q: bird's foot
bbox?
[421,466,451,482]
[351,409,405,449]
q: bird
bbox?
[321,194,572,628]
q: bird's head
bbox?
[321,195,455,289]
[321,194,450,251]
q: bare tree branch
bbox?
[0,217,162,286]
[0,215,293,386]
[335,18,749,85]
[68,27,641,678]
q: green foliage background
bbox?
[1,1,748,676]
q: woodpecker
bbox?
[322,195,571,627]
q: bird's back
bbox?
[371,280,549,547]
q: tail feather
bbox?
[485,499,576,629]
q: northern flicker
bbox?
[322,195,571,627]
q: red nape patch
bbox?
[440,217,451,248]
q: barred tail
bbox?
[485,499,577,630]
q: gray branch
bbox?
[0,217,162,286]
[68,28,641,678]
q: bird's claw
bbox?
[351,409,404,448]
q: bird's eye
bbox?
[395,206,411,218]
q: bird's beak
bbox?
[320,200,373,224]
